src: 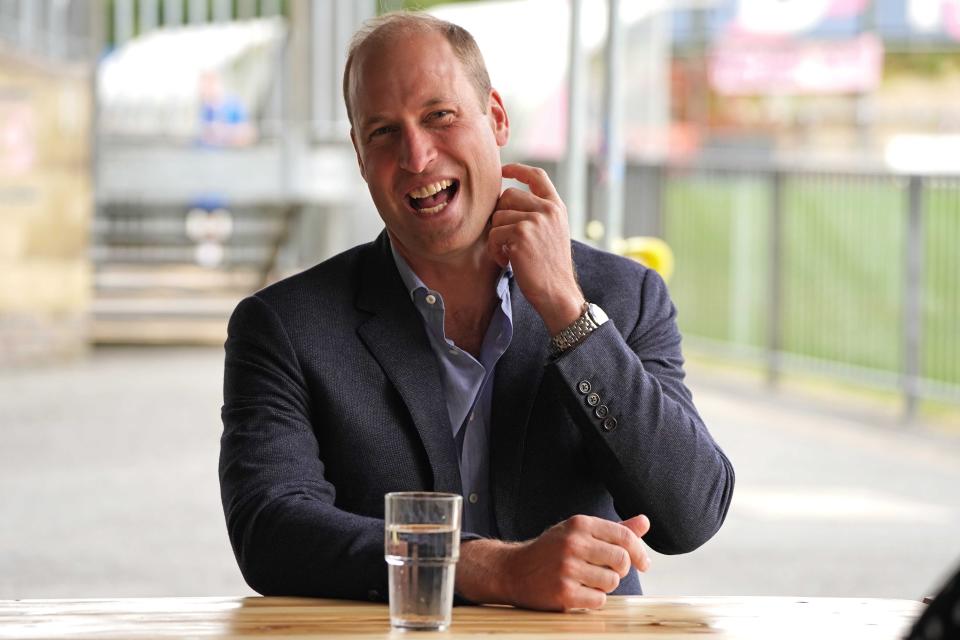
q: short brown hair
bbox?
[342,11,492,126]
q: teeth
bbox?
[418,201,449,215]
[409,179,453,199]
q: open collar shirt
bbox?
[390,241,514,537]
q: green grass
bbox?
[923,183,960,385]
[663,173,960,390]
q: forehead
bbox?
[351,31,470,122]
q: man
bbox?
[219,12,734,612]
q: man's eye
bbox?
[370,126,395,139]
[430,110,453,121]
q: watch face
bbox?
[588,303,609,325]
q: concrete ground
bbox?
[1,346,958,600]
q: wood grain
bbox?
[0,595,923,639]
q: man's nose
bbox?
[398,127,436,174]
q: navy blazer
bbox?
[219,232,734,601]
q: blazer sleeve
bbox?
[548,266,735,555]
[219,294,387,600]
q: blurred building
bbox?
[0,0,957,415]
[0,0,378,358]
[0,46,92,364]
[671,0,960,170]
[427,0,960,415]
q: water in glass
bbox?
[385,522,459,630]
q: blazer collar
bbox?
[355,232,463,495]
[355,232,550,533]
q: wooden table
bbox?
[0,595,923,639]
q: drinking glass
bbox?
[384,492,462,631]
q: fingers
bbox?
[496,186,548,214]
[489,208,530,229]
[486,214,533,267]
[556,516,648,575]
[558,582,607,612]
[622,514,651,538]
[485,223,513,268]
[571,561,622,594]
[489,163,579,331]
[502,162,560,201]
[580,540,632,578]
[580,516,650,573]
[620,515,652,572]
[499,514,649,612]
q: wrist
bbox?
[540,292,586,336]
[550,302,609,356]
[455,538,518,605]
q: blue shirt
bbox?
[390,242,513,537]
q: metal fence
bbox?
[651,162,960,418]
[538,157,960,418]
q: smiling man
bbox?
[219,12,734,611]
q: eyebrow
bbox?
[359,97,460,131]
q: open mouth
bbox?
[407,179,460,215]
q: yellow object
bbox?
[615,236,675,283]
[585,220,605,242]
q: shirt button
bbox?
[602,416,618,432]
[586,392,600,407]
[425,294,437,305]
[577,380,592,394]
[448,348,457,356]
[595,404,609,419]
[469,412,475,422]
[468,493,479,504]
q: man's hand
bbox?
[487,163,584,335]
[456,514,651,611]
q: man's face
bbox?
[349,32,509,266]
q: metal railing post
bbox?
[602,0,625,251]
[767,170,784,387]
[563,0,587,242]
[114,0,134,45]
[163,0,182,26]
[18,0,37,51]
[188,0,206,24]
[139,0,158,34]
[903,176,923,422]
[213,0,231,22]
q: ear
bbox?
[349,128,367,181]
[487,89,509,147]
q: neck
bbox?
[392,237,502,304]
[391,236,504,357]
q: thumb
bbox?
[621,514,650,538]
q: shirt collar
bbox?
[388,237,513,301]
[389,238,429,299]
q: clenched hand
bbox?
[456,513,652,611]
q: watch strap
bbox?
[550,302,600,355]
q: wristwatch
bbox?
[550,302,609,355]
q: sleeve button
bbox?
[577,380,592,394]
[586,392,600,407]
[602,416,618,432]
[595,404,609,418]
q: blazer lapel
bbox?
[490,280,550,539]
[355,234,462,495]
